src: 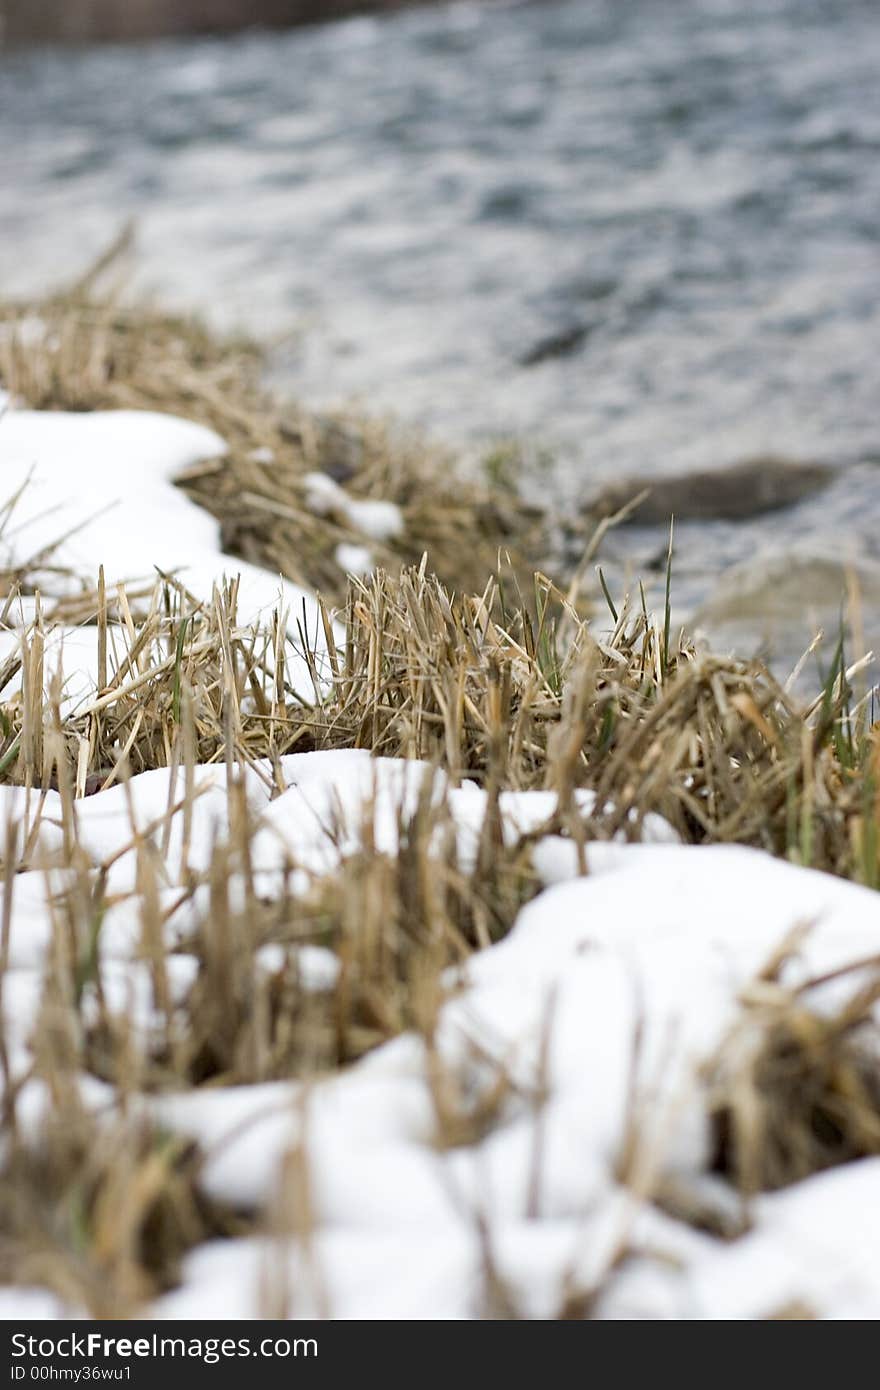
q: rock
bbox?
[315,417,366,486]
[695,551,880,627]
[519,322,592,367]
[585,456,835,526]
[693,550,880,685]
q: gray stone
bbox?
[584,456,835,527]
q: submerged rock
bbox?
[585,456,835,526]
[696,551,880,626]
[694,549,880,685]
[519,322,592,368]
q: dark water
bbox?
[1,0,879,665]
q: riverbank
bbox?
[2,285,880,1319]
[1,0,432,48]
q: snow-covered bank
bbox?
[0,407,333,701]
[2,402,880,1320]
[146,833,880,1319]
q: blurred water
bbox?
[1,0,879,666]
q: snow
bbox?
[0,406,330,701]
[3,401,880,1320]
[304,470,404,542]
[256,942,341,991]
[334,540,374,576]
[0,408,227,584]
[0,1288,76,1321]
[687,1161,880,1318]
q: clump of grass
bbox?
[3,553,879,884]
[706,937,880,1195]
[305,563,880,885]
[312,563,698,797]
[71,776,536,1090]
[0,572,320,808]
[0,1098,246,1317]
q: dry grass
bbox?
[0,575,315,801]
[1,548,878,880]
[707,937,880,1195]
[0,692,539,1312]
[0,1103,246,1318]
[72,780,537,1094]
[307,564,880,887]
[0,235,546,602]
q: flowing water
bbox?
[1,0,879,669]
